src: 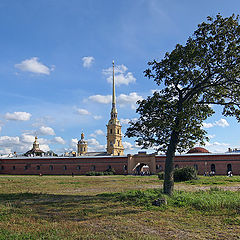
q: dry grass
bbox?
[0,175,239,239]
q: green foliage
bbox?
[173,167,198,182]
[126,14,240,195]
[113,188,240,213]
[157,171,164,180]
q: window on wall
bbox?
[1,166,4,170]
[91,165,96,171]
[123,165,127,171]
[227,164,232,172]
[194,164,198,171]
[49,165,53,170]
[211,164,216,172]
[64,165,67,170]
[107,165,112,170]
[110,129,112,134]
[12,166,16,170]
[175,164,179,169]
[24,165,28,170]
[117,129,119,134]
[77,165,81,170]
[36,165,40,170]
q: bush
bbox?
[157,172,164,180]
[86,171,104,176]
[174,166,198,182]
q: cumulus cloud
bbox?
[82,56,95,68]
[76,108,91,115]
[118,92,143,109]
[205,141,230,153]
[87,138,106,152]
[38,126,55,136]
[5,112,31,121]
[103,64,136,86]
[15,57,52,75]
[203,118,229,128]
[122,141,134,151]
[53,137,65,145]
[0,133,51,155]
[120,118,138,125]
[215,119,229,127]
[88,92,142,109]
[70,138,78,150]
[90,129,105,138]
[88,95,112,104]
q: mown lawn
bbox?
[0,175,239,239]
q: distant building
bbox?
[77,132,88,155]
[24,136,45,157]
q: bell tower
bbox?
[106,60,124,156]
[77,132,88,155]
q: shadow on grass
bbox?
[0,192,141,222]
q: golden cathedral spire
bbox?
[107,60,124,156]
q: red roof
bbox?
[187,147,209,154]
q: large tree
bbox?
[126,14,240,195]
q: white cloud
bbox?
[88,95,112,104]
[93,115,102,120]
[90,129,105,138]
[118,92,143,109]
[215,119,229,127]
[103,64,136,86]
[203,118,229,128]
[15,57,52,75]
[38,126,55,136]
[205,141,230,153]
[0,126,2,132]
[87,138,106,152]
[70,138,78,149]
[0,136,20,146]
[5,112,31,121]
[202,122,214,128]
[20,134,35,143]
[207,134,216,139]
[76,108,91,115]
[82,56,95,68]
[120,118,138,125]
[53,137,65,145]
[123,141,134,151]
[120,118,131,125]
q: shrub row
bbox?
[157,166,198,182]
[86,169,116,176]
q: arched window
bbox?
[117,129,119,134]
[49,165,53,170]
[1,166,4,170]
[24,165,28,170]
[36,165,40,170]
[227,164,232,172]
[118,141,120,146]
[77,165,81,170]
[107,165,112,170]
[91,165,96,171]
[64,165,67,170]
[211,164,216,172]
[194,164,198,171]
[12,166,16,170]
[123,165,127,171]
[110,129,112,134]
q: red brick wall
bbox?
[0,154,239,175]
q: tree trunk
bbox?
[163,129,179,195]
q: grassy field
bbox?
[0,175,239,240]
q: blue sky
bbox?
[0,0,239,155]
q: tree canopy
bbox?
[126,14,240,195]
